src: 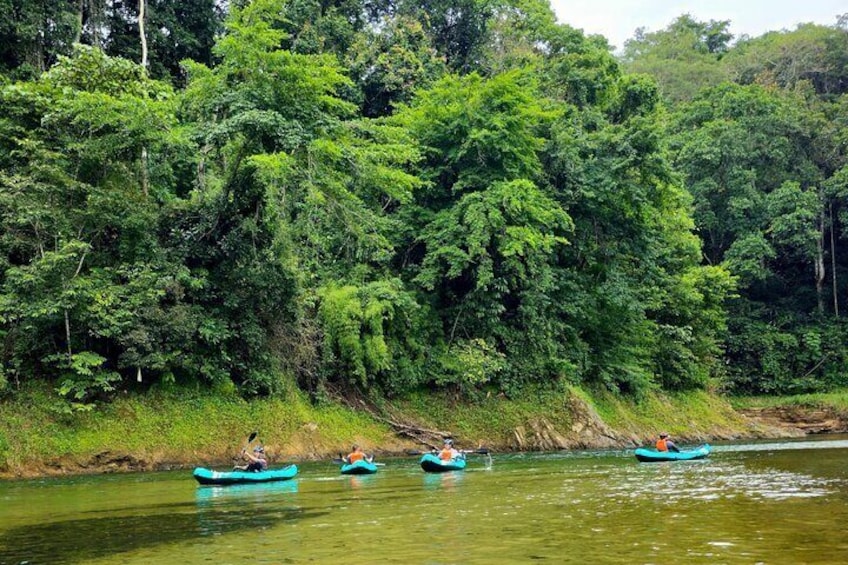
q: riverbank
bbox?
[731,391,848,435]
[1,384,845,479]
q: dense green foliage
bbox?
[626,14,848,393]
[0,1,845,406]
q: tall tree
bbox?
[622,15,733,103]
[723,23,848,99]
[0,0,82,78]
[0,46,192,403]
[542,64,733,393]
[180,0,425,394]
[103,0,221,82]
[394,71,576,393]
[668,83,848,393]
[346,16,446,117]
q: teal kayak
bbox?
[420,453,466,472]
[634,444,711,462]
[193,465,298,485]
[340,460,378,475]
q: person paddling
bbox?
[438,438,463,462]
[656,433,680,453]
[343,444,373,464]
[234,445,268,472]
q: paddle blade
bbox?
[248,431,257,443]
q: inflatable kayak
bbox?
[193,464,298,485]
[340,459,378,475]
[420,453,466,473]
[634,444,711,462]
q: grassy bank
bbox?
[384,386,750,449]
[729,390,848,411]
[0,385,402,478]
[0,384,759,478]
[571,387,750,440]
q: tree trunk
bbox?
[138,0,148,68]
[141,147,149,197]
[138,0,149,196]
[85,0,107,48]
[26,12,47,73]
[62,250,88,360]
[74,0,85,45]
[815,208,826,314]
[64,309,73,360]
[831,202,839,318]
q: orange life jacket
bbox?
[656,438,668,452]
[439,448,454,461]
[347,451,365,463]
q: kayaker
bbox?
[438,439,462,462]
[656,433,680,453]
[234,445,268,472]
[343,444,373,464]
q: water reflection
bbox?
[423,471,464,491]
[194,479,299,505]
[715,438,848,452]
[608,458,839,504]
[344,475,377,490]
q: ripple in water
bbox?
[607,461,840,502]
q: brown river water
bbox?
[1,435,846,564]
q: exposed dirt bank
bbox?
[738,405,848,435]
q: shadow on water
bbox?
[0,495,328,565]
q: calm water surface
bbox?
[1,436,847,564]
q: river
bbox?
[1,436,846,564]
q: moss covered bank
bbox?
[2,385,846,479]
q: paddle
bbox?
[333,457,384,466]
[232,431,259,470]
[405,448,490,456]
[238,431,258,456]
